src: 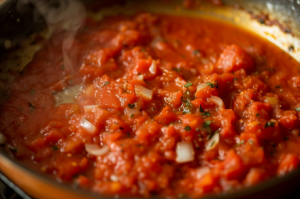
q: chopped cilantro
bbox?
[248,140,254,145]
[185,126,191,131]
[172,68,181,72]
[51,146,58,151]
[201,112,210,117]
[30,89,36,94]
[130,114,134,118]
[275,85,281,89]
[104,81,109,86]
[236,140,245,146]
[61,65,65,70]
[203,121,212,133]
[184,82,193,88]
[206,82,215,88]
[203,120,212,126]
[192,49,200,55]
[185,99,192,107]
[255,113,260,117]
[8,146,17,153]
[199,105,204,112]
[265,121,275,128]
[181,97,186,103]
[295,107,300,112]
[28,102,36,112]
[233,78,238,81]
[128,104,135,109]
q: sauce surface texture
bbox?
[1,13,300,198]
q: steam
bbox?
[17,0,86,72]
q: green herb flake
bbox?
[199,105,204,112]
[8,146,18,153]
[201,112,210,117]
[192,49,200,55]
[236,140,245,146]
[181,97,187,103]
[185,126,191,131]
[172,68,181,72]
[206,82,215,88]
[30,89,36,94]
[265,121,276,128]
[203,121,212,134]
[61,65,65,70]
[203,120,212,127]
[130,114,134,118]
[233,77,238,81]
[28,102,36,112]
[284,136,289,141]
[51,146,59,151]
[255,113,260,117]
[104,81,109,86]
[185,99,192,107]
[184,82,193,88]
[128,104,135,109]
[248,140,254,145]
[295,107,300,112]
[275,85,281,89]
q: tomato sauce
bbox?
[1,13,300,198]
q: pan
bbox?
[1,0,300,198]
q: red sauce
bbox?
[1,13,300,198]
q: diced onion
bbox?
[84,105,99,112]
[197,83,207,91]
[135,85,153,100]
[136,75,144,81]
[0,133,6,145]
[176,142,195,163]
[196,167,210,179]
[85,144,109,156]
[206,132,220,151]
[149,60,157,74]
[125,107,140,115]
[210,96,225,109]
[80,118,97,134]
[110,175,118,182]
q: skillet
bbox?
[1,0,300,198]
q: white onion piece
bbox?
[136,75,144,81]
[135,85,153,100]
[206,132,220,151]
[125,107,140,115]
[0,133,6,145]
[80,118,97,134]
[176,142,195,163]
[196,167,210,179]
[110,175,119,182]
[210,96,225,109]
[84,105,99,112]
[85,144,109,156]
[149,60,157,74]
[197,83,208,91]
